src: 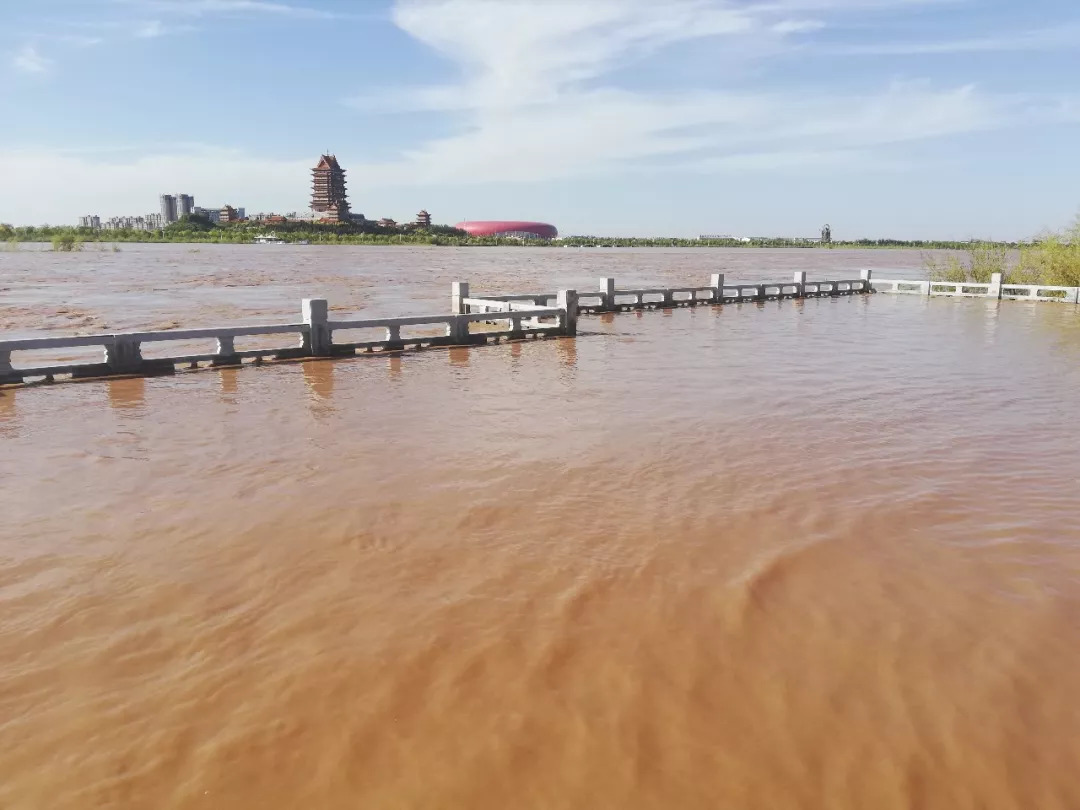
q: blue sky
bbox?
[1,0,1078,238]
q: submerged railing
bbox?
[872,273,1080,304]
[462,271,873,314]
[2,272,876,386]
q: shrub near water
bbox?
[51,233,82,252]
[1015,220,1080,287]
[925,216,1080,286]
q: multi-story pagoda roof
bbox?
[311,153,350,222]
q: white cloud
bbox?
[832,24,1080,55]
[11,44,52,74]
[390,0,760,107]
[113,0,349,19]
[338,0,1052,188]
[350,82,1021,187]
[0,147,310,225]
[771,19,826,34]
[134,20,167,38]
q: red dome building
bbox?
[455,220,558,239]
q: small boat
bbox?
[253,233,285,245]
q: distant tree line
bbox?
[1,220,1071,263]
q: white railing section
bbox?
[0,322,310,383]
[874,273,1080,304]
[468,271,873,315]
[1001,284,1080,303]
[0,287,578,384]
[1,272,876,386]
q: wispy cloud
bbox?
[832,24,1080,55]
[771,19,826,34]
[11,44,51,74]
[0,146,310,225]
[342,0,1067,187]
[113,0,351,19]
[134,20,167,38]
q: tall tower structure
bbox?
[311,154,350,222]
[176,194,195,218]
[160,194,177,223]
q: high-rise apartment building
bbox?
[311,154,350,222]
[79,215,101,229]
[160,194,178,223]
[177,194,194,217]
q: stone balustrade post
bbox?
[0,350,21,384]
[556,289,578,337]
[105,338,143,374]
[302,298,330,356]
[988,272,1003,299]
[212,334,241,366]
[711,273,725,302]
[600,278,615,311]
[451,282,469,314]
[793,271,807,297]
[859,269,873,293]
[449,315,470,344]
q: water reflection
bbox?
[556,336,577,370]
[219,368,240,396]
[448,347,471,368]
[302,360,335,401]
[107,377,146,411]
[386,355,403,379]
[0,387,16,435]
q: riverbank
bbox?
[4,233,1009,250]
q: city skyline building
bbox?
[310,154,350,223]
[159,194,177,224]
[192,206,221,224]
[177,194,194,218]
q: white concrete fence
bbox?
[873,273,1080,303]
[0,287,574,385]
[464,271,873,315]
[0,272,874,385]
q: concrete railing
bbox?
[1001,284,1080,303]
[469,271,874,315]
[0,285,577,385]
[1,272,873,386]
[0,322,311,384]
[874,274,1080,304]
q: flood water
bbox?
[3,246,1080,809]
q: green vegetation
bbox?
[925,216,1080,287]
[4,218,1076,266]
[50,233,82,252]
[1,220,1024,250]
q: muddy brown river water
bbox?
[2,246,1080,809]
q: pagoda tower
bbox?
[311,154,350,222]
